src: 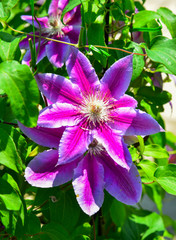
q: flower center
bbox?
[44,16,64,36]
[88,139,104,155]
[80,93,110,126]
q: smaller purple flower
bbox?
[21,126,142,215]
[20,0,81,67]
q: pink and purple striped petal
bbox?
[35,73,82,105]
[58,125,92,165]
[21,15,49,28]
[113,94,138,108]
[110,108,163,136]
[97,152,142,205]
[37,102,81,128]
[46,36,70,68]
[72,153,104,216]
[18,122,64,148]
[25,150,79,188]
[66,47,100,95]
[100,54,133,100]
[94,125,132,170]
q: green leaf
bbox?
[154,164,176,195]
[1,0,18,10]
[0,32,21,62]
[62,0,81,17]
[88,24,107,67]
[143,144,169,159]
[144,183,163,212]
[137,86,172,105]
[131,212,165,239]
[49,188,81,232]
[0,177,22,211]
[146,36,176,75]
[0,124,26,172]
[126,42,144,81]
[138,160,157,183]
[27,213,41,235]
[0,61,39,127]
[41,222,70,240]
[157,7,176,38]
[133,10,161,28]
[110,200,126,227]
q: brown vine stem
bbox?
[2,21,147,57]
[143,181,155,185]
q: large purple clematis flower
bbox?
[22,125,142,215]
[35,48,163,171]
[20,0,81,67]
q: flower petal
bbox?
[97,152,142,205]
[46,36,70,68]
[110,108,163,136]
[48,0,59,16]
[21,15,49,28]
[100,54,133,100]
[25,150,78,188]
[19,32,40,49]
[62,25,81,44]
[73,153,104,216]
[94,125,132,170]
[37,102,81,128]
[66,47,100,94]
[35,73,82,105]
[63,5,81,26]
[114,94,138,108]
[58,125,92,165]
[18,122,64,148]
[22,42,46,66]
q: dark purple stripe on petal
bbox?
[72,153,104,216]
[110,108,163,136]
[66,47,100,95]
[18,121,64,148]
[94,124,132,170]
[100,54,133,100]
[35,73,82,105]
[37,102,81,128]
[97,152,142,205]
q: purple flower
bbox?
[35,48,162,170]
[20,0,81,67]
[19,49,163,215]
[21,124,142,215]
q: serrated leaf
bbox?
[146,36,176,75]
[0,61,39,127]
[143,144,169,159]
[0,32,21,61]
[154,164,176,195]
[157,7,176,38]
